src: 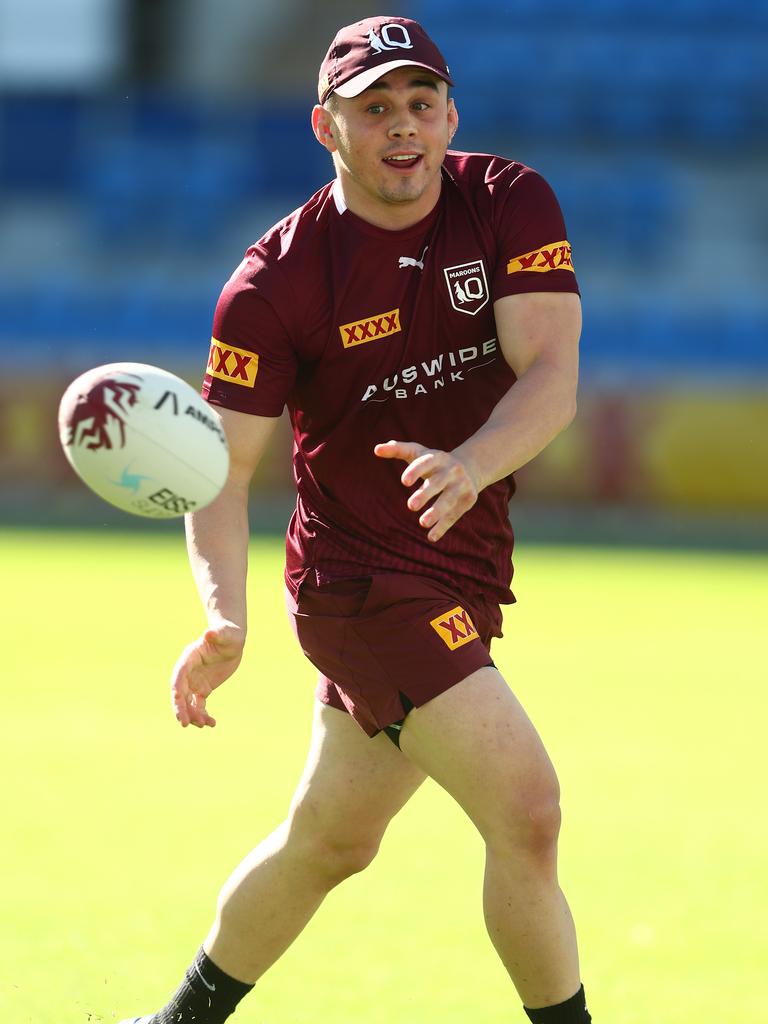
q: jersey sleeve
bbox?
[202,252,298,417]
[491,167,580,300]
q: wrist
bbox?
[207,614,247,640]
[452,442,488,494]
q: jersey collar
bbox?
[330,176,443,240]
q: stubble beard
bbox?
[376,175,428,205]
[333,136,439,212]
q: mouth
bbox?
[382,152,424,172]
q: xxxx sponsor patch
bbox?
[207,339,259,387]
[507,241,574,275]
[430,605,479,650]
[339,309,401,348]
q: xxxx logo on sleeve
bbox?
[507,241,574,275]
[206,339,259,387]
[339,308,401,348]
[430,605,479,650]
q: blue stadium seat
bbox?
[545,162,681,265]
[77,133,252,246]
[409,9,768,146]
[0,93,82,191]
[413,0,768,28]
[683,91,754,145]
[252,106,333,197]
[578,304,768,373]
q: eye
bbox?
[412,101,431,111]
[366,103,386,114]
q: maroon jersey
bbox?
[202,151,579,605]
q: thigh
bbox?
[287,698,427,844]
[290,573,500,737]
[398,667,560,840]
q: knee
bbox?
[484,779,562,863]
[286,812,382,887]
[311,832,381,886]
[519,790,563,855]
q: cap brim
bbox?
[333,60,453,98]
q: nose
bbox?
[387,109,418,139]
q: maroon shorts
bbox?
[286,572,503,738]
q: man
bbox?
[121,15,589,1024]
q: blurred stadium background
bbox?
[1,0,766,544]
[3,9,766,1021]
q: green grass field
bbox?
[2,528,766,1024]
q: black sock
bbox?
[151,947,254,1024]
[524,984,592,1023]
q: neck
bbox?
[334,170,442,231]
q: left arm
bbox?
[374,291,581,542]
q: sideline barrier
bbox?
[2,375,766,518]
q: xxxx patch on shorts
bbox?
[286,572,502,737]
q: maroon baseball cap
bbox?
[318,16,453,105]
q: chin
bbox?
[378,179,428,205]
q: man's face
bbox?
[314,67,458,227]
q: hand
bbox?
[170,621,245,728]
[374,440,479,543]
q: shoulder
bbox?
[218,180,336,316]
[241,180,337,278]
[443,150,572,271]
[443,150,557,208]
[442,153,578,296]
[443,149,525,183]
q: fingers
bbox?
[374,440,426,465]
[400,451,440,488]
[403,452,458,500]
[172,676,217,729]
[189,691,217,729]
[377,443,478,543]
[374,441,443,489]
[419,484,476,543]
[170,634,223,729]
[170,641,197,728]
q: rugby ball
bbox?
[58,362,229,518]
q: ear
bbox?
[312,104,337,153]
[447,98,459,144]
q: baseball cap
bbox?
[318,16,453,105]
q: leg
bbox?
[205,698,426,982]
[399,667,582,1010]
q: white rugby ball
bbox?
[58,362,229,518]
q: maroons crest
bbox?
[443,259,490,316]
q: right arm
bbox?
[170,406,280,729]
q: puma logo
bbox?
[398,245,428,271]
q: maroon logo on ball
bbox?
[66,378,141,451]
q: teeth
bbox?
[387,155,418,161]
